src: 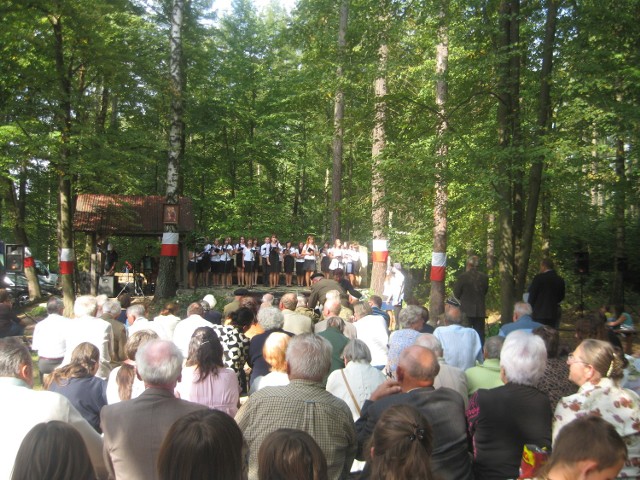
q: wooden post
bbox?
[90,233,98,295]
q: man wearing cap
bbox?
[308,273,345,310]
[223,288,249,317]
[433,298,483,370]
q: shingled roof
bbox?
[73,194,194,235]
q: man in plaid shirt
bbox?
[236,333,356,480]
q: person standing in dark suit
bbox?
[528,258,565,328]
[453,255,489,345]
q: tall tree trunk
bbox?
[370,41,388,296]
[496,0,520,324]
[515,0,559,298]
[541,189,550,257]
[429,0,449,321]
[486,213,496,271]
[50,12,76,314]
[18,168,42,300]
[155,0,184,299]
[510,0,523,286]
[611,136,626,306]
[331,0,348,240]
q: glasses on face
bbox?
[567,352,590,366]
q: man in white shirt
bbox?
[63,295,114,379]
[0,337,106,479]
[433,299,483,371]
[31,296,69,382]
[127,304,157,336]
[172,302,211,356]
[352,302,388,369]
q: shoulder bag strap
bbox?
[341,369,361,416]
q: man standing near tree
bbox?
[527,258,565,329]
[453,255,489,345]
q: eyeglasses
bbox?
[567,352,590,366]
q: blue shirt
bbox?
[433,324,483,371]
[499,315,543,337]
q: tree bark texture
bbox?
[429,1,449,321]
[50,12,76,314]
[155,0,184,299]
[370,41,388,296]
[515,0,559,298]
[496,0,520,324]
[331,0,348,241]
[612,136,626,306]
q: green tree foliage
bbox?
[0,0,637,310]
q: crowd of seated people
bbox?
[3,290,638,480]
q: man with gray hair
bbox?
[295,294,316,320]
[280,292,313,335]
[467,331,550,479]
[0,337,107,479]
[499,301,542,337]
[465,335,505,395]
[315,296,357,339]
[101,298,127,364]
[126,303,156,336]
[355,345,473,480]
[414,333,469,408]
[101,340,206,480]
[433,299,482,370]
[62,295,114,378]
[31,296,70,380]
[237,333,356,480]
[386,305,428,375]
[172,301,211,356]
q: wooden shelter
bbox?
[73,194,194,294]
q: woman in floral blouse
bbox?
[554,339,640,478]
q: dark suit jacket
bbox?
[100,387,207,480]
[454,268,489,318]
[470,383,551,479]
[528,269,565,322]
[355,387,473,480]
[308,278,345,309]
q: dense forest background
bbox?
[0,0,638,316]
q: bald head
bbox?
[444,305,462,325]
[396,345,440,389]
